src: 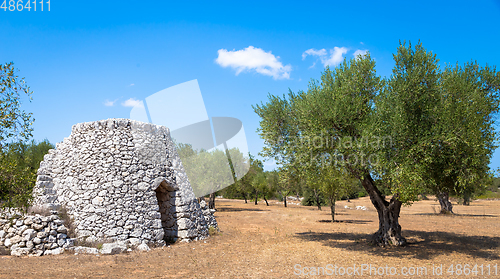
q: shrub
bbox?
[58,206,76,238]
[27,205,52,216]
[208,226,219,236]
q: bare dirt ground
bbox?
[1,197,499,278]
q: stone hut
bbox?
[32,118,216,245]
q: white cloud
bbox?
[121,98,144,108]
[104,99,116,107]
[302,47,349,68]
[302,48,327,60]
[353,49,368,58]
[324,47,349,67]
[215,46,291,79]
[129,83,135,87]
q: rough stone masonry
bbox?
[31,118,217,246]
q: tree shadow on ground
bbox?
[317,219,373,224]
[216,206,269,212]
[413,213,497,217]
[295,230,500,260]
[320,212,349,216]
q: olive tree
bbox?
[307,155,354,221]
[254,52,393,244]
[254,42,500,246]
[418,61,500,211]
[178,144,233,209]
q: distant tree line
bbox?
[0,140,54,210]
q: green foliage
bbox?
[177,143,254,200]
[254,52,382,208]
[3,139,53,172]
[372,41,442,203]
[0,62,34,148]
[253,91,299,168]
[265,170,279,198]
[344,179,368,199]
[491,177,500,191]
[0,62,41,210]
[431,61,498,199]
[254,41,499,211]
[0,154,35,210]
[177,143,242,198]
[477,191,500,199]
[0,139,54,210]
[221,155,283,203]
[232,153,264,199]
[220,183,243,200]
[276,164,302,201]
[301,187,327,206]
[303,154,357,209]
[374,42,500,203]
[208,226,219,236]
[473,176,500,200]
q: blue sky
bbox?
[1,0,499,172]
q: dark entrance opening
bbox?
[154,180,176,242]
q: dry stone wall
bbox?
[31,118,216,247]
[0,212,73,256]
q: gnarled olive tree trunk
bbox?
[437,192,454,214]
[313,188,322,210]
[329,198,336,222]
[361,175,406,246]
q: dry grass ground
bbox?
[1,197,499,278]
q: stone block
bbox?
[100,242,127,255]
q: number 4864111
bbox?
[1,0,50,11]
